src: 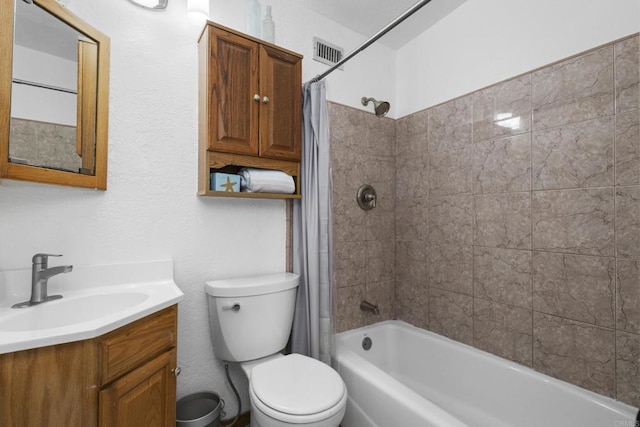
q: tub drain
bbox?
[362,336,372,351]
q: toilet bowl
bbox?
[205,273,347,427]
[245,354,346,427]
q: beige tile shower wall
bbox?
[9,118,80,172]
[395,34,640,407]
[329,103,396,332]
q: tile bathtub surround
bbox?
[474,298,533,367]
[531,188,615,257]
[417,34,637,406]
[531,45,614,131]
[473,192,531,249]
[616,186,640,259]
[615,36,640,114]
[616,111,640,186]
[531,117,614,190]
[329,103,397,332]
[330,34,640,407]
[472,74,532,142]
[473,247,532,309]
[533,312,616,398]
[474,133,531,194]
[428,287,473,345]
[617,259,640,334]
[427,243,473,295]
[616,331,640,405]
[396,278,429,329]
[532,252,615,328]
[428,96,474,197]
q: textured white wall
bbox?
[396,0,640,117]
[209,0,398,117]
[0,0,395,418]
[1,0,284,417]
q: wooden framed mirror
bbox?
[0,0,110,190]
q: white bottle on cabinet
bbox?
[262,5,275,44]
[246,0,261,38]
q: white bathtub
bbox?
[335,320,638,427]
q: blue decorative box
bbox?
[210,172,241,192]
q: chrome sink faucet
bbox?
[12,254,73,309]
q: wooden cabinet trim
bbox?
[199,21,302,60]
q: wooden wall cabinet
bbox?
[198,22,303,199]
[0,306,178,427]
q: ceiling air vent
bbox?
[313,37,344,70]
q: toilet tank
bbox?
[205,273,299,362]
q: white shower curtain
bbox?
[291,80,333,364]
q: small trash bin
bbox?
[176,392,223,427]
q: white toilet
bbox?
[205,273,347,427]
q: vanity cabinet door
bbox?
[206,26,260,156]
[258,45,302,161]
[0,340,99,427]
[99,349,177,427]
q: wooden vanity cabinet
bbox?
[0,305,178,427]
[99,349,176,427]
[98,306,177,427]
[198,22,303,198]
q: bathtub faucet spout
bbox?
[360,300,380,315]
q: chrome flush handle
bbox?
[222,303,241,312]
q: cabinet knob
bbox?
[172,367,182,376]
[262,96,270,104]
[253,94,260,102]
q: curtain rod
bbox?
[12,78,77,95]
[307,0,433,84]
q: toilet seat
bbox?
[249,354,346,424]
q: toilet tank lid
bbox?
[205,273,299,297]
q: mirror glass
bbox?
[9,0,98,175]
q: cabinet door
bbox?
[99,349,176,427]
[259,45,302,161]
[208,26,260,156]
[0,341,99,427]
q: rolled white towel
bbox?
[239,168,295,194]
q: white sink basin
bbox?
[0,259,183,354]
[0,292,150,332]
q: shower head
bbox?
[361,97,390,117]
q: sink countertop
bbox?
[0,259,183,354]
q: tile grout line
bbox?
[530,71,535,369]
[471,99,476,348]
[612,43,618,401]
[425,108,431,330]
